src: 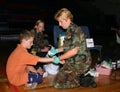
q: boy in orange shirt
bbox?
[6,30,64,89]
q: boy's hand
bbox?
[48,49,58,56]
[37,67,44,75]
[53,56,60,64]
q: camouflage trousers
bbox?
[53,57,91,89]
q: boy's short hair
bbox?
[20,30,34,42]
[54,8,73,21]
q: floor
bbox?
[0,40,120,92]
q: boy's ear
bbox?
[22,39,27,43]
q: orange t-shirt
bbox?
[6,44,39,86]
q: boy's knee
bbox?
[37,74,43,83]
[28,72,43,84]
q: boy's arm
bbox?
[26,66,37,73]
[38,57,54,62]
[38,57,65,64]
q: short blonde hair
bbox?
[35,19,44,26]
[34,19,45,30]
[54,8,73,21]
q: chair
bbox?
[80,26,103,60]
[53,26,66,48]
[53,25,103,60]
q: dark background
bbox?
[0,0,120,61]
[0,0,119,33]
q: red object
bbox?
[96,65,111,75]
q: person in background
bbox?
[6,30,64,89]
[110,26,120,80]
[116,27,120,45]
[31,19,50,57]
[30,20,51,75]
[48,8,92,88]
[113,26,120,59]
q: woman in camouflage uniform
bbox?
[30,20,50,75]
[31,19,50,56]
[48,8,92,88]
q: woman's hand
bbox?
[60,60,65,64]
[41,47,49,52]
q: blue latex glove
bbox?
[53,56,60,64]
[48,49,58,56]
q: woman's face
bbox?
[36,23,45,32]
[58,18,71,29]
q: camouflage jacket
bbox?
[31,29,49,52]
[63,22,91,69]
[53,23,92,88]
